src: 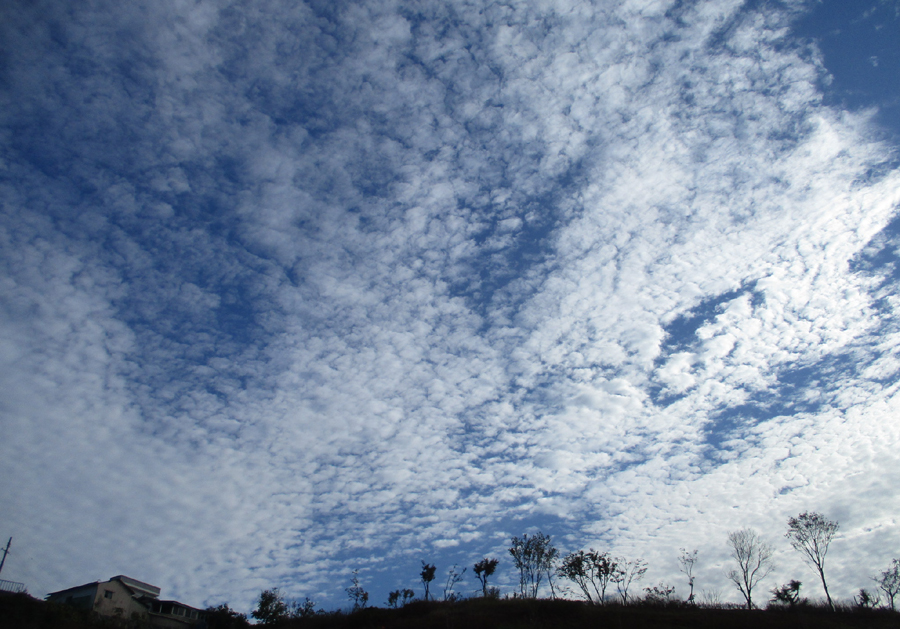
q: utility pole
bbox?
[0,538,11,576]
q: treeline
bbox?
[4,511,896,629]
[221,511,899,627]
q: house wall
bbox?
[146,600,203,628]
[49,576,200,626]
[91,578,148,620]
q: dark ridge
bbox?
[3,593,899,629]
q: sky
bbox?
[1,0,899,614]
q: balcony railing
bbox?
[0,579,25,593]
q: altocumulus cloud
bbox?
[1,0,899,612]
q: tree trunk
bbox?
[819,570,834,611]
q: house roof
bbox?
[146,598,204,612]
[46,580,101,598]
[47,575,161,600]
[111,575,160,598]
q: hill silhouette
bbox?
[3,592,900,629]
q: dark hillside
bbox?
[3,594,900,629]
[0,592,123,629]
[297,598,900,629]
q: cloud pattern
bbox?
[1,0,899,611]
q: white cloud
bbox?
[1,0,899,612]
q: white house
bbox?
[46,575,203,627]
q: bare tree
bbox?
[474,558,499,597]
[420,561,436,601]
[509,531,558,598]
[612,557,647,604]
[443,564,466,601]
[874,558,900,611]
[785,512,839,611]
[678,548,698,604]
[345,569,368,610]
[699,588,722,608]
[726,528,774,609]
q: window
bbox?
[104,590,114,600]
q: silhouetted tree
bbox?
[443,564,466,601]
[509,532,558,598]
[205,603,250,629]
[288,597,318,618]
[785,512,839,611]
[726,528,774,610]
[643,582,676,604]
[420,562,437,601]
[387,589,415,608]
[678,548,698,604]
[346,570,368,610]
[770,580,802,607]
[558,550,596,604]
[252,589,288,625]
[699,588,723,607]
[557,550,617,604]
[474,558,499,597]
[874,559,900,611]
[612,557,647,604]
[855,588,879,609]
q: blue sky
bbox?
[1,0,899,613]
